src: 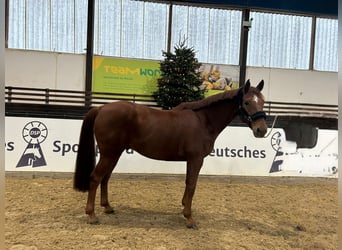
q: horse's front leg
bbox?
[182,157,203,229]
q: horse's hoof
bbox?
[104,207,115,214]
[186,223,199,230]
[87,217,100,225]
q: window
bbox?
[172,5,241,65]
[96,0,169,59]
[95,0,129,57]
[25,0,51,51]
[314,18,338,72]
[142,2,169,59]
[8,0,88,53]
[247,12,312,69]
[8,0,26,49]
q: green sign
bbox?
[92,56,161,95]
[92,56,239,99]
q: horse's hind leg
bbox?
[100,171,115,214]
[100,151,123,214]
[86,153,121,224]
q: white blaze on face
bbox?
[252,94,259,104]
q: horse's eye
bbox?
[244,101,249,106]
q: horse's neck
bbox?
[198,98,239,136]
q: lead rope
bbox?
[263,115,278,138]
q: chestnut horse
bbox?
[74,80,267,229]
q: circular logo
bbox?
[29,127,41,138]
[22,121,48,144]
[270,131,282,151]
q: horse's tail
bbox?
[73,107,99,192]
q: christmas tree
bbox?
[153,41,206,109]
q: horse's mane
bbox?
[173,88,241,111]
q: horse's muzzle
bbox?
[253,126,267,138]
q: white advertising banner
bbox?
[5,117,337,177]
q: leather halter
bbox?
[237,88,267,126]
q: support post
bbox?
[309,16,316,70]
[85,0,95,107]
[167,3,173,52]
[5,0,8,48]
[239,9,250,87]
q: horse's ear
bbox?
[244,79,251,93]
[257,80,264,91]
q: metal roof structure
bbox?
[179,0,337,17]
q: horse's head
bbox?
[238,80,267,138]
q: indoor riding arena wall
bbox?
[5,49,338,177]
